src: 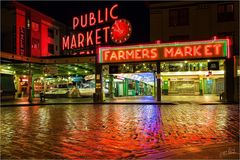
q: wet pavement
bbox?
[1,104,239,159]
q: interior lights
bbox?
[184,61,188,63]
[68,72,71,75]
[7,66,11,69]
[200,63,203,67]
[74,67,77,70]
[85,70,88,73]
[207,60,210,62]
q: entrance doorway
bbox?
[103,63,157,100]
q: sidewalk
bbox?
[0,95,226,107]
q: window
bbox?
[169,8,189,26]
[56,29,58,36]
[32,22,39,32]
[55,45,58,51]
[48,28,54,38]
[169,35,189,41]
[48,44,54,54]
[32,39,40,49]
[217,4,234,22]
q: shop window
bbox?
[217,3,234,22]
[32,39,40,49]
[169,8,189,26]
[31,21,39,32]
[48,28,54,38]
[48,44,54,54]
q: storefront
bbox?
[96,38,230,101]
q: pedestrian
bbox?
[40,91,45,102]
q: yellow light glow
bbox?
[161,70,224,76]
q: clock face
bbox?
[110,19,132,44]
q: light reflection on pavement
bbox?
[1,104,239,159]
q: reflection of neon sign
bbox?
[99,39,229,63]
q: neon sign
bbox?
[98,39,229,63]
[62,4,131,56]
[20,27,25,56]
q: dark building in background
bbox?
[149,1,239,102]
[1,1,66,57]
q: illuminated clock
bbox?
[110,19,132,44]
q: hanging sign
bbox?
[61,4,132,57]
[19,27,25,56]
[98,39,229,64]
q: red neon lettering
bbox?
[193,45,202,56]
[118,51,125,60]
[86,31,93,46]
[80,51,85,55]
[150,48,158,59]
[98,9,104,24]
[70,35,77,49]
[135,49,141,59]
[142,49,149,59]
[95,28,101,45]
[110,51,118,60]
[89,12,96,26]
[110,4,118,20]
[174,48,183,57]
[105,7,108,22]
[103,51,110,61]
[204,45,212,56]
[164,48,174,57]
[126,50,134,59]
[102,26,110,43]
[213,44,222,55]
[78,33,84,48]
[73,17,79,30]
[62,36,69,50]
[80,14,88,28]
[184,46,192,57]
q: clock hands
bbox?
[115,23,123,34]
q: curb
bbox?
[0,102,177,107]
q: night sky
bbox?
[19,1,150,44]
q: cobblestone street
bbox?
[1,104,239,159]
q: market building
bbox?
[148,1,239,102]
[1,1,239,103]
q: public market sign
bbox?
[62,4,132,56]
[98,39,229,64]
